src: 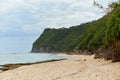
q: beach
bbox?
[0,54,120,80]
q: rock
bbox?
[83,59,86,61]
[112,49,120,62]
[94,49,104,59]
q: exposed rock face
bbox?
[31,47,51,53]
[94,49,104,59]
[104,47,112,60]
[31,49,40,53]
[112,49,120,62]
[111,41,120,62]
[104,41,120,62]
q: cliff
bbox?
[31,16,107,53]
[31,0,120,62]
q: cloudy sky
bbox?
[0,0,117,53]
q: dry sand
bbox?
[0,54,120,80]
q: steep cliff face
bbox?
[31,25,87,53]
[31,1,120,62]
[31,16,107,53]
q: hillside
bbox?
[31,0,120,61]
[31,16,107,53]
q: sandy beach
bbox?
[0,54,120,80]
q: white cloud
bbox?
[22,23,42,32]
[0,0,116,32]
[0,0,40,14]
[22,23,46,35]
[0,0,118,52]
[0,0,22,13]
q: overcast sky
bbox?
[0,0,117,53]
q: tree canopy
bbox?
[31,0,120,59]
[106,4,120,44]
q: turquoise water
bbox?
[0,53,67,66]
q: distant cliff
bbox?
[31,1,120,62]
[31,16,107,53]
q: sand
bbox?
[0,54,120,80]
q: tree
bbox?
[105,6,120,62]
[94,0,120,62]
[93,0,120,14]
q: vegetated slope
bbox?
[32,1,120,62]
[31,15,107,53]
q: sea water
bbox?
[0,53,68,66]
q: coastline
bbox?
[0,53,68,72]
[0,58,67,72]
[0,54,119,80]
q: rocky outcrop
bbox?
[94,49,104,59]
[31,47,51,53]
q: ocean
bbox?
[0,53,68,66]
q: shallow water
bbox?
[0,53,67,66]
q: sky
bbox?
[0,0,117,53]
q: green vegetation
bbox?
[32,0,120,62]
[31,16,107,53]
[106,6,120,44]
[105,2,120,62]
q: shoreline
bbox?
[0,58,67,72]
[0,54,119,80]
[0,53,68,72]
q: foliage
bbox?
[32,17,107,52]
[106,4,120,45]
[32,0,120,53]
[77,18,107,51]
[94,0,120,14]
